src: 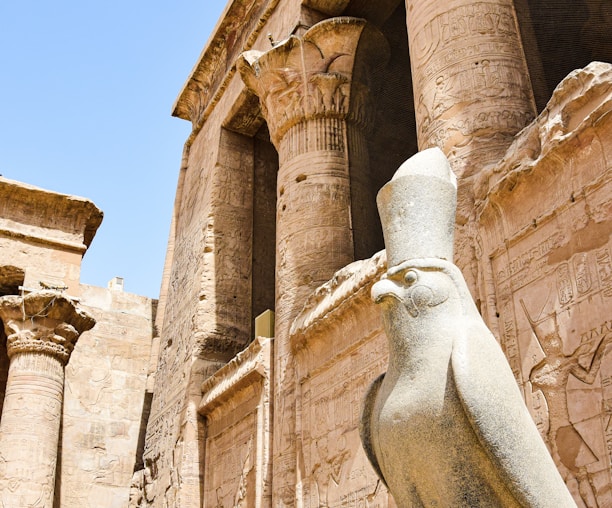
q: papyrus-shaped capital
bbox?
[237,17,388,147]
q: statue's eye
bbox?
[404,270,417,285]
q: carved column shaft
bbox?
[239,17,388,507]
[276,118,355,317]
[406,0,537,177]
[275,116,376,330]
[0,292,94,508]
[0,352,64,506]
[240,18,387,333]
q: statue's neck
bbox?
[382,305,455,377]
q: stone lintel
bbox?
[0,222,89,254]
[475,62,612,217]
[0,291,95,363]
[172,0,280,126]
[199,336,271,416]
[290,250,385,349]
[0,177,103,251]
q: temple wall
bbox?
[476,61,612,507]
[0,238,82,295]
[0,178,156,507]
[2,3,610,507]
[199,337,273,508]
[291,254,391,508]
[59,284,155,507]
[141,2,323,503]
[0,178,102,296]
[141,1,612,507]
[142,44,273,508]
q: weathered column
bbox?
[238,17,387,507]
[0,291,95,507]
[405,0,538,281]
[407,0,536,177]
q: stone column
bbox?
[238,17,387,507]
[407,0,537,176]
[405,0,538,286]
[0,291,95,508]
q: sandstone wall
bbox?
[0,177,102,296]
[475,61,612,507]
[142,1,320,505]
[143,0,612,506]
[290,254,392,508]
[189,61,612,508]
[58,284,155,507]
[0,177,157,507]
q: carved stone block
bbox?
[199,337,273,508]
[477,62,612,507]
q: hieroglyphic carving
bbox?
[199,338,272,508]
[299,338,389,508]
[407,0,536,172]
[596,248,612,297]
[205,415,257,508]
[478,64,612,504]
[486,173,612,506]
[521,301,612,507]
[238,18,389,507]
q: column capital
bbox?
[238,17,388,148]
[0,291,95,364]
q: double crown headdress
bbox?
[377,148,458,267]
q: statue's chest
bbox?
[377,371,458,439]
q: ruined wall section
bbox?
[59,284,155,507]
[476,62,612,507]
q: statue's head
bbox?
[373,149,473,318]
[371,257,477,319]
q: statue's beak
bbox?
[371,278,402,304]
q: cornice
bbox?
[172,0,279,126]
[199,336,271,416]
[0,177,103,250]
[290,250,386,345]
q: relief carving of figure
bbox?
[521,300,612,507]
[233,438,253,508]
[311,434,350,508]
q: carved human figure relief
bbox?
[521,300,612,508]
[232,439,253,508]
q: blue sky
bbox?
[0,1,228,298]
